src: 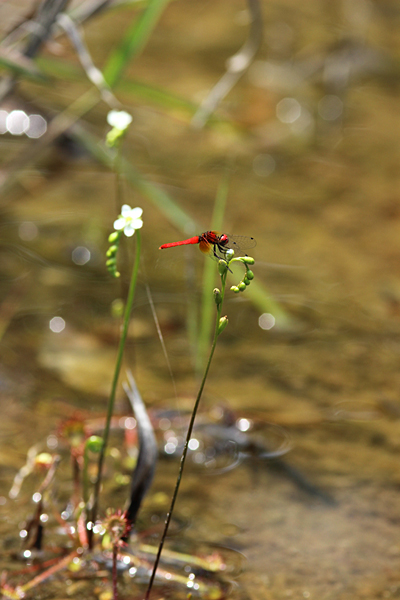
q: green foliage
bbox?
[103,0,172,87]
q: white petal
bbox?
[130,207,143,219]
[131,218,143,229]
[107,110,120,127]
[113,217,126,230]
[121,204,132,217]
[118,112,133,129]
[124,224,136,237]
[107,110,132,130]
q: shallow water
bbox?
[2,0,400,598]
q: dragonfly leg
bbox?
[213,245,233,272]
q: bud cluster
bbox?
[230,256,255,294]
[106,231,122,278]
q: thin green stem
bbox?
[89,230,142,547]
[144,268,227,600]
[115,148,122,215]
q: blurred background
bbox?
[2,0,400,598]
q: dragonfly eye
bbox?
[219,234,229,245]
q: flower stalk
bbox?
[89,211,142,548]
[145,249,254,599]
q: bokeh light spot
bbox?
[276,97,301,123]
[26,114,47,138]
[318,95,343,121]
[6,110,29,135]
[72,246,91,265]
[188,438,200,451]
[0,110,7,134]
[253,153,276,177]
[258,313,276,330]
[49,316,66,333]
[237,418,251,432]
[19,221,38,241]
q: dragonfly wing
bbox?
[226,235,257,253]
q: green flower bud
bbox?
[107,245,118,256]
[238,282,246,291]
[106,258,117,267]
[217,316,228,335]
[246,270,254,280]
[213,288,222,305]
[218,260,228,276]
[243,277,250,286]
[231,286,240,293]
[86,436,103,453]
[108,231,120,243]
[240,256,255,265]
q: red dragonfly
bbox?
[159,231,256,259]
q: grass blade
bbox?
[72,123,196,232]
[195,170,230,371]
[104,0,171,87]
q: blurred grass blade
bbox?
[123,371,157,528]
[104,0,171,87]
[120,79,199,116]
[0,48,46,81]
[71,123,196,232]
[195,170,230,372]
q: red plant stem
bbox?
[112,544,119,600]
[19,550,79,594]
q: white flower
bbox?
[113,205,143,237]
[107,110,133,131]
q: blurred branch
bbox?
[69,0,116,23]
[56,13,120,108]
[24,0,70,58]
[191,0,263,128]
[69,0,154,25]
[0,0,70,102]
